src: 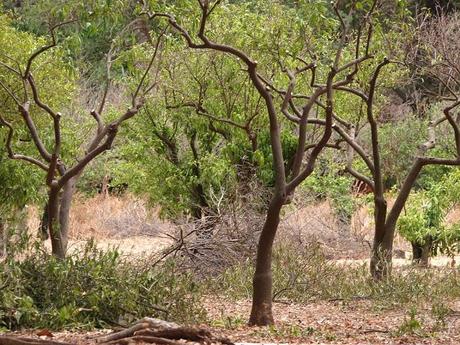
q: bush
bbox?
[0,240,206,330]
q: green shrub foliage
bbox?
[0,241,206,330]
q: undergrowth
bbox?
[1,236,459,333]
[207,242,460,310]
[0,239,206,331]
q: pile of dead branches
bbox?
[153,180,270,276]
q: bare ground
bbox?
[5,298,460,344]
[205,297,460,345]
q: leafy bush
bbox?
[398,169,460,257]
[301,161,356,224]
[0,241,206,330]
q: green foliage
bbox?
[397,307,423,336]
[0,241,206,330]
[0,152,45,216]
[302,160,356,222]
[0,14,75,213]
[5,0,143,81]
[70,0,410,222]
[398,169,460,256]
[398,190,444,245]
[377,119,428,187]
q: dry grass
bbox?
[22,194,459,261]
[25,194,174,256]
[280,200,381,259]
[68,193,170,239]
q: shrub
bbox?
[0,240,206,330]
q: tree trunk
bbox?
[412,241,423,262]
[248,195,284,326]
[370,235,393,280]
[370,198,392,280]
[47,178,76,258]
[412,237,432,267]
[58,179,74,251]
[0,218,5,257]
[40,202,49,240]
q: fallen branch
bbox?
[0,336,72,345]
[104,336,182,345]
[134,327,210,341]
[97,318,234,345]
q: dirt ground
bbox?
[206,298,460,345]
[6,298,460,345]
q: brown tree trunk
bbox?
[40,202,49,240]
[370,237,392,280]
[0,218,5,257]
[370,199,395,280]
[412,237,432,267]
[370,197,392,280]
[248,195,284,326]
[58,179,75,251]
[47,178,76,259]
[412,241,423,263]
[370,237,393,280]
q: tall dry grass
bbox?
[28,194,172,240]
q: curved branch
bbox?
[57,124,118,189]
[0,113,48,171]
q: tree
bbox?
[326,11,460,279]
[0,18,163,258]
[120,49,262,221]
[0,14,62,253]
[147,0,377,325]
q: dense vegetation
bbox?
[1,0,460,338]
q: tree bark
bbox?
[412,241,423,263]
[46,178,76,258]
[0,218,5,257]
[369,196,393,280]
[248,195,284,326]
[40,202,49,240]
[369,194,391,280]
[370,233,393,280]
[412,237,432,267]
[58,178,75,251]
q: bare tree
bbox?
[145,0,377,325]
[0,21,163,258]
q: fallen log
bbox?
[0,336,72,345]
[0,318,233,345]
[104,336,182,345]
[97,317,234,345]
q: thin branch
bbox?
[23,19,77,78]
[0,113,48,171]
[57,124,119,189]
[132,28,165,106]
